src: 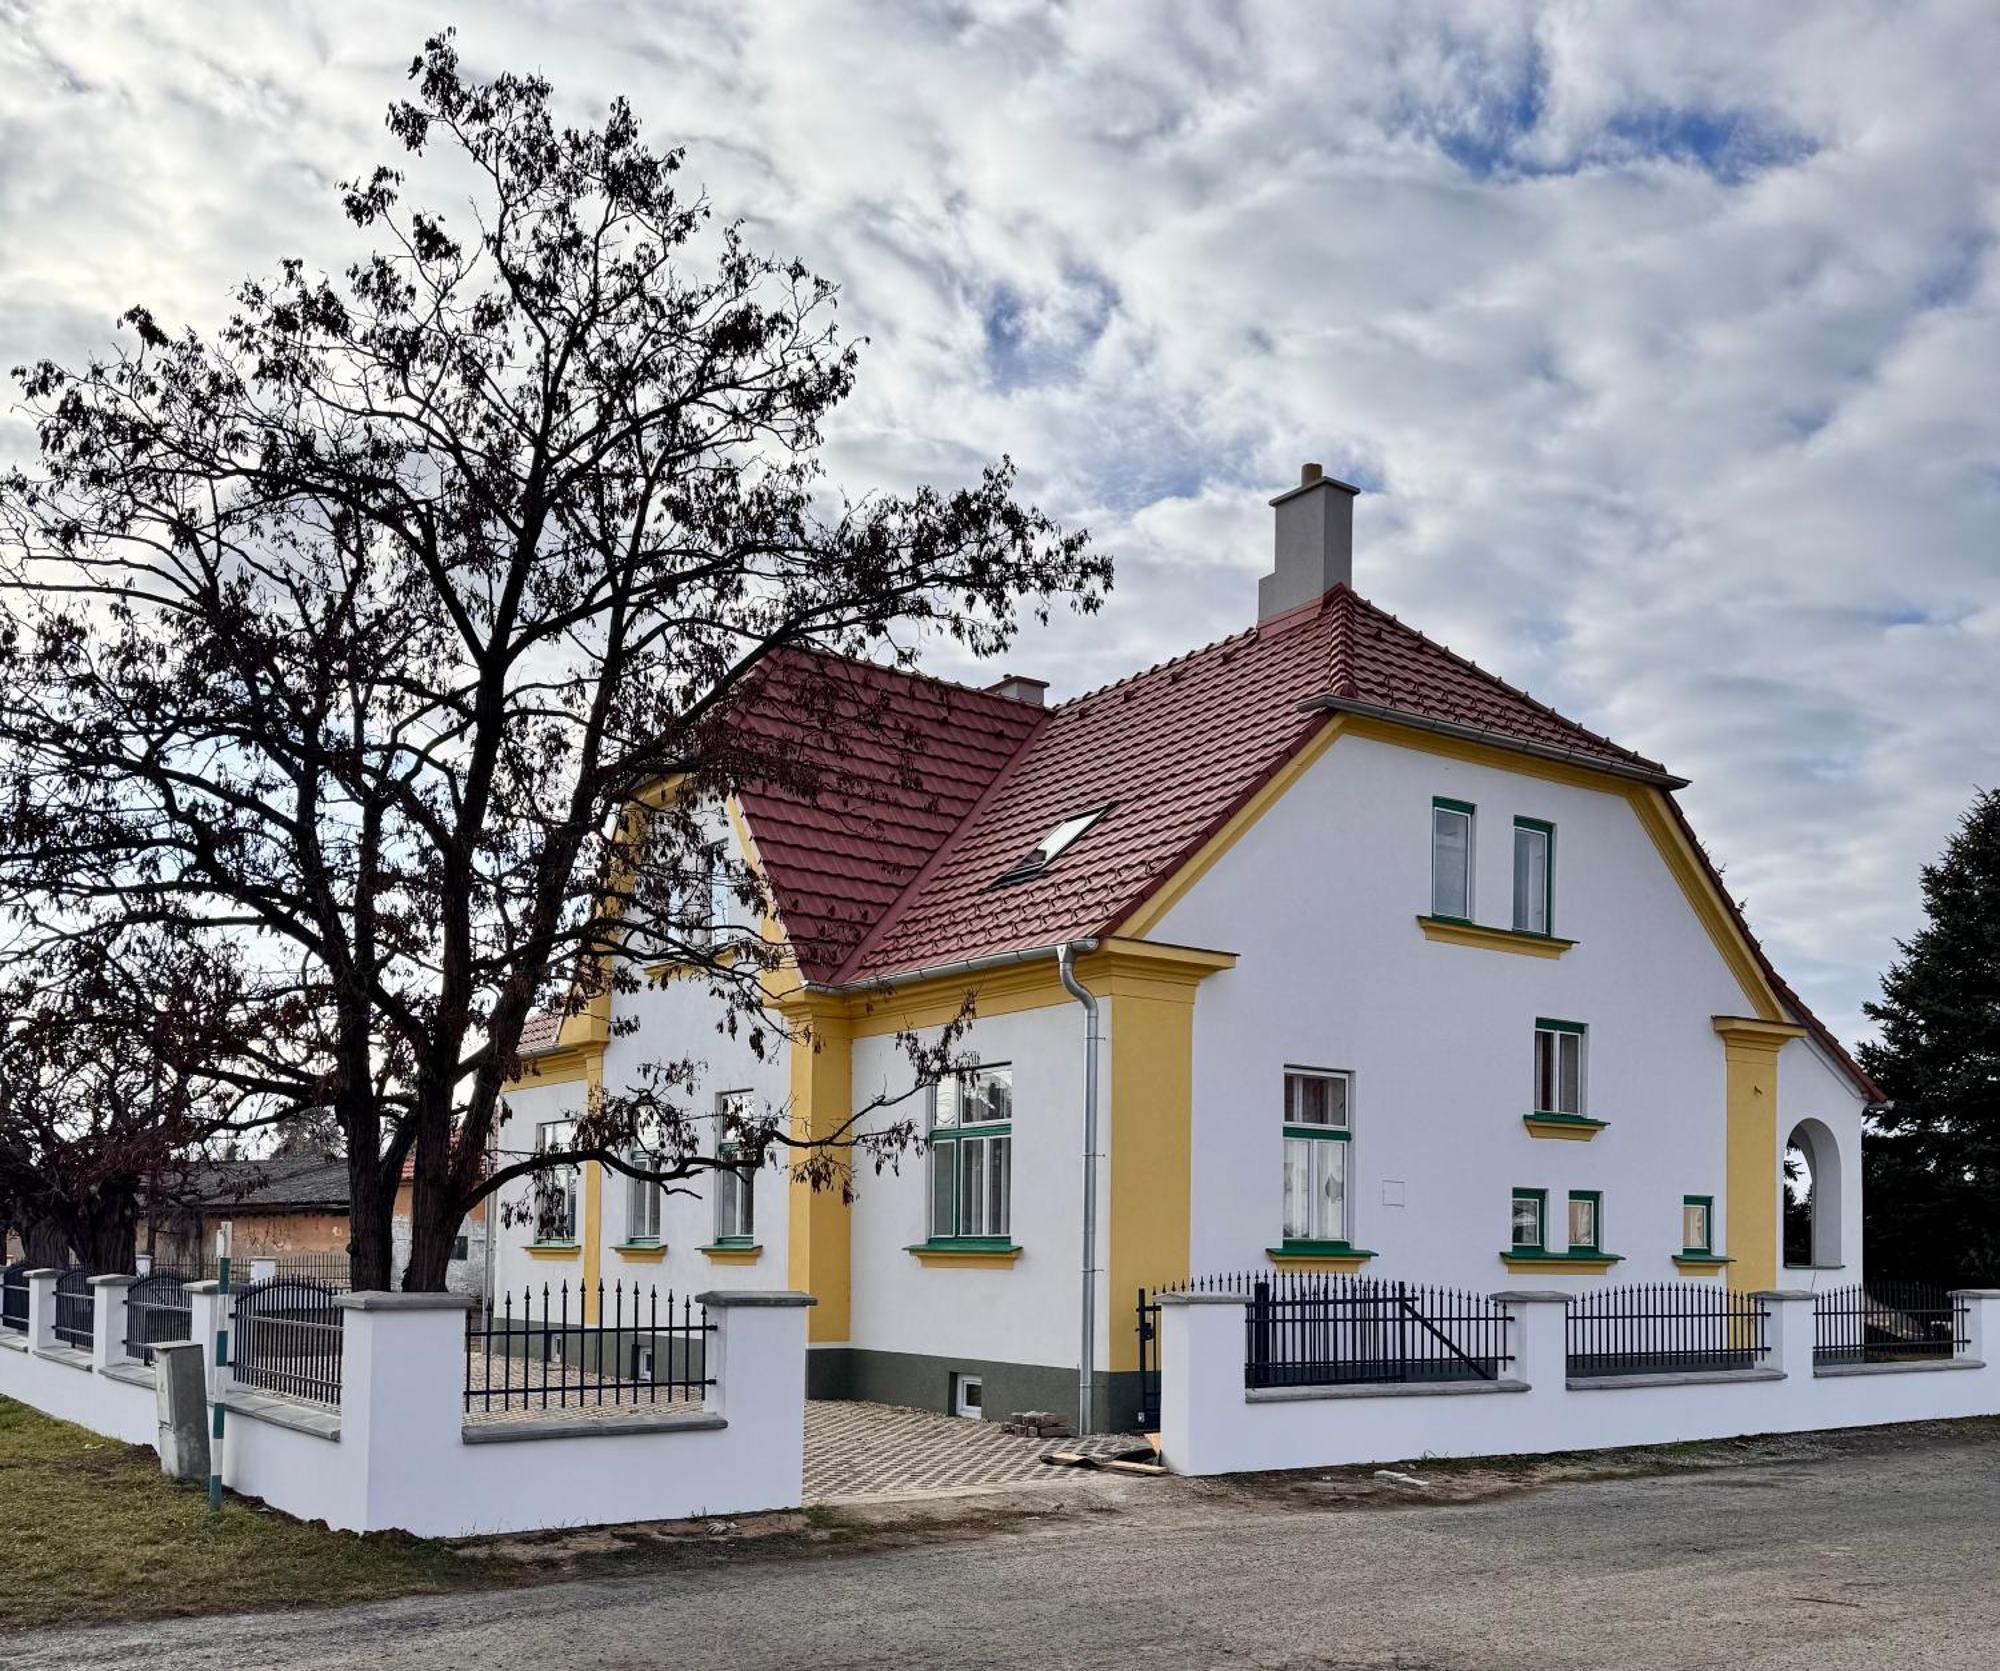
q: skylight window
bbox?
[991,804,1113,888]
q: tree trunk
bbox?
[347,1153,395,1291]
[24,1219,68,1267]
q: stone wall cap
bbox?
[184,1281,221,1294]
[1157,1291,1251,1306]
[1489,1290,1573,1304]
[21,1267,60,1279]
[87,1273,138,1288]
[1749,1289,1818,1301]
[334,1290,478,1312]
[694,1290,816,1308]
[1949,1289,2000,1300]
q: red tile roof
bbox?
[837,586,1663,982]
[724,587,1874,1101]
[732,653,1045,982]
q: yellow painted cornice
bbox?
[1712,1015,1807,1048]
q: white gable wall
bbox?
[1150,730,1866,1290]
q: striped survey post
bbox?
[208,1222,231,1511]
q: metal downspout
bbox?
[1058,940,1102,1438]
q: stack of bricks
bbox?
[999,1410,1072,1439]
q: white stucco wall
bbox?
[846,1000,1102,1372]
[1151,731,1867,1291]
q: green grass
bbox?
[0,1396,487,1630]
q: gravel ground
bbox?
[12,1420,2000,1669]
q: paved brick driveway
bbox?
[804,1400,1114,1502]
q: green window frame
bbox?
[1281,1068,1352,1246]
[1431,798,1476,921]
[1534,1018,1587,1116]
[1567,1190,1603,1255]
[1510,1188,1547,1253]
[1682,1195,1714,1257]
[927,1064,1014,1242]
[532,1119,579,1244]
[713,1144,755,1246]
[1512,817,1555,936]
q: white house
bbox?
[495,465,1880,1432]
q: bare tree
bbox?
[0,35,1105,1289]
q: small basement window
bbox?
[953,1372,984,1419]
[991,804,1112,887]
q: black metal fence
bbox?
[124,1271,195,1365]
[232,1277,344,1405]
[1247,1276,1512,1391]
[1135,1271,1510,1421]
[1814,1283,1967,1368]
[466,1282,713,1417]
[0,1263,27,1334]
[177,1250,352,1291]
[52,1268,98,1351]
[1566,1283,1767,1378]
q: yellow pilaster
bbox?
[785,1000,854,1344]
[1096,954,1212,1374]
[1713,1015,1805,1294]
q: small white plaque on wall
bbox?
[1381,1180,1407,1208]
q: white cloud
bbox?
[3,0,1996,1045]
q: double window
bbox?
[1533,1020,1587,1116]
[1429,799,1559,934]
[712,1090,755,1245]
[1511,1187,1603,1254]
[928,1065,1013,1241]
[1281,1069,1352,1245]
[533,1120,579,1243]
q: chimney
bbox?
[1258,462,1359,621]
[985,674,1049,706]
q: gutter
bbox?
[1057,941,1102,1440]
[1299,693,1690,790]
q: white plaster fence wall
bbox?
[0,1273,158,1447]
[1159,1288,2000,1477]
[0,1272,813,1538]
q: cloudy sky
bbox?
[3,1,1996,1047]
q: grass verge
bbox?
[0,1396,488,1630]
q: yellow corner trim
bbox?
[1418,916,1575,958]
[1522,1116,1607,1142]
[700,1245,762,1265]
[1500,1254,1622,1274]
[1266,1253,1376,1274]
[525,1243,581,1261]
[613,1243,668,1262]
[907,1245,1025,1269]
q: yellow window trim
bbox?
[1266,1251,1376,1274]
[1499,1253,1622,1274]
[1672,1255,1732,1276]
[1418,916,1575,959]
[906,1245,1025,1269]
[612,1242,668,1262]
[1522,1114,1607,1141]
[525,1243,581,1261]
[700,1244,763,1265]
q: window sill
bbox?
[1672,1253,1732,1274]
[1500,1250,1624,1274]
[698,1243,762,1264]
[1417,916,1575,959]
[525,1243,581,1260]
[905,1240,1023,1269]
[1522,1113,1607,1141]
[613,1242,669,1262]
[1265,1242,1378,1274]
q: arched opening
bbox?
[1784,1118,1844,1271]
